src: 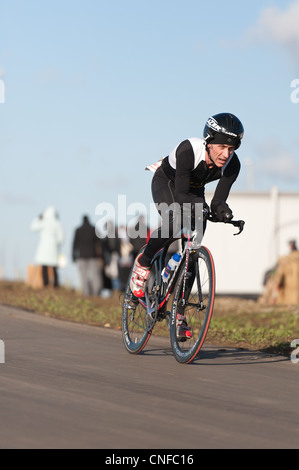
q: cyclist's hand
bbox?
[223,211,233,223]
[213,202,233,223]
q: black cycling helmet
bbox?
[203,113,244,149]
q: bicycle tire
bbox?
[121,265,156,355]
[169,246,216,364]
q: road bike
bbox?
[121,212,245,364]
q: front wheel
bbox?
[169,246,216,364]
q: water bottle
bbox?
[162,253,181,283]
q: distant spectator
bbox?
[101,220,121,293]
[289,239,298,253]
[72,215,103,296]
[260,244,299,305]
[118,225,134,291]
[263,239,298,287]
[31,206,64,288]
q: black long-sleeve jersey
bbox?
[160,137,240,210]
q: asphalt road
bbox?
[0,303,298,450]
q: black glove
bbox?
[212,201,233,223]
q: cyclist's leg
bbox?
[130,170,178,296]
[139,167,178,267]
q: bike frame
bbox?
[137,214,244,323]
[138,228,198,319]
[121,212,245,362]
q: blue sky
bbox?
[1,0,299,285]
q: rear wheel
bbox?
[121,264,157,355]
[170,246,216,364]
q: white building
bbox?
[204,187,299,296]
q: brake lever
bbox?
[206,213,245,236]
[229,220,245,236]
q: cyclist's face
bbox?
[207,144,235,167]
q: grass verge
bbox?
[0,281,298,357]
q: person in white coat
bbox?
[30,206,64,287]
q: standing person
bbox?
[30,206,64,288]
[72,215,103,296]
[288,239,298,253]
[129,112,244,339]
[118,225,134,291]
[101,220,121,294]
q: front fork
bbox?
[178,251,206,312]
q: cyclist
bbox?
[130,112,244,338]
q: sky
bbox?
[1,0,299,286]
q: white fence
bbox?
[204,187,299,295]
